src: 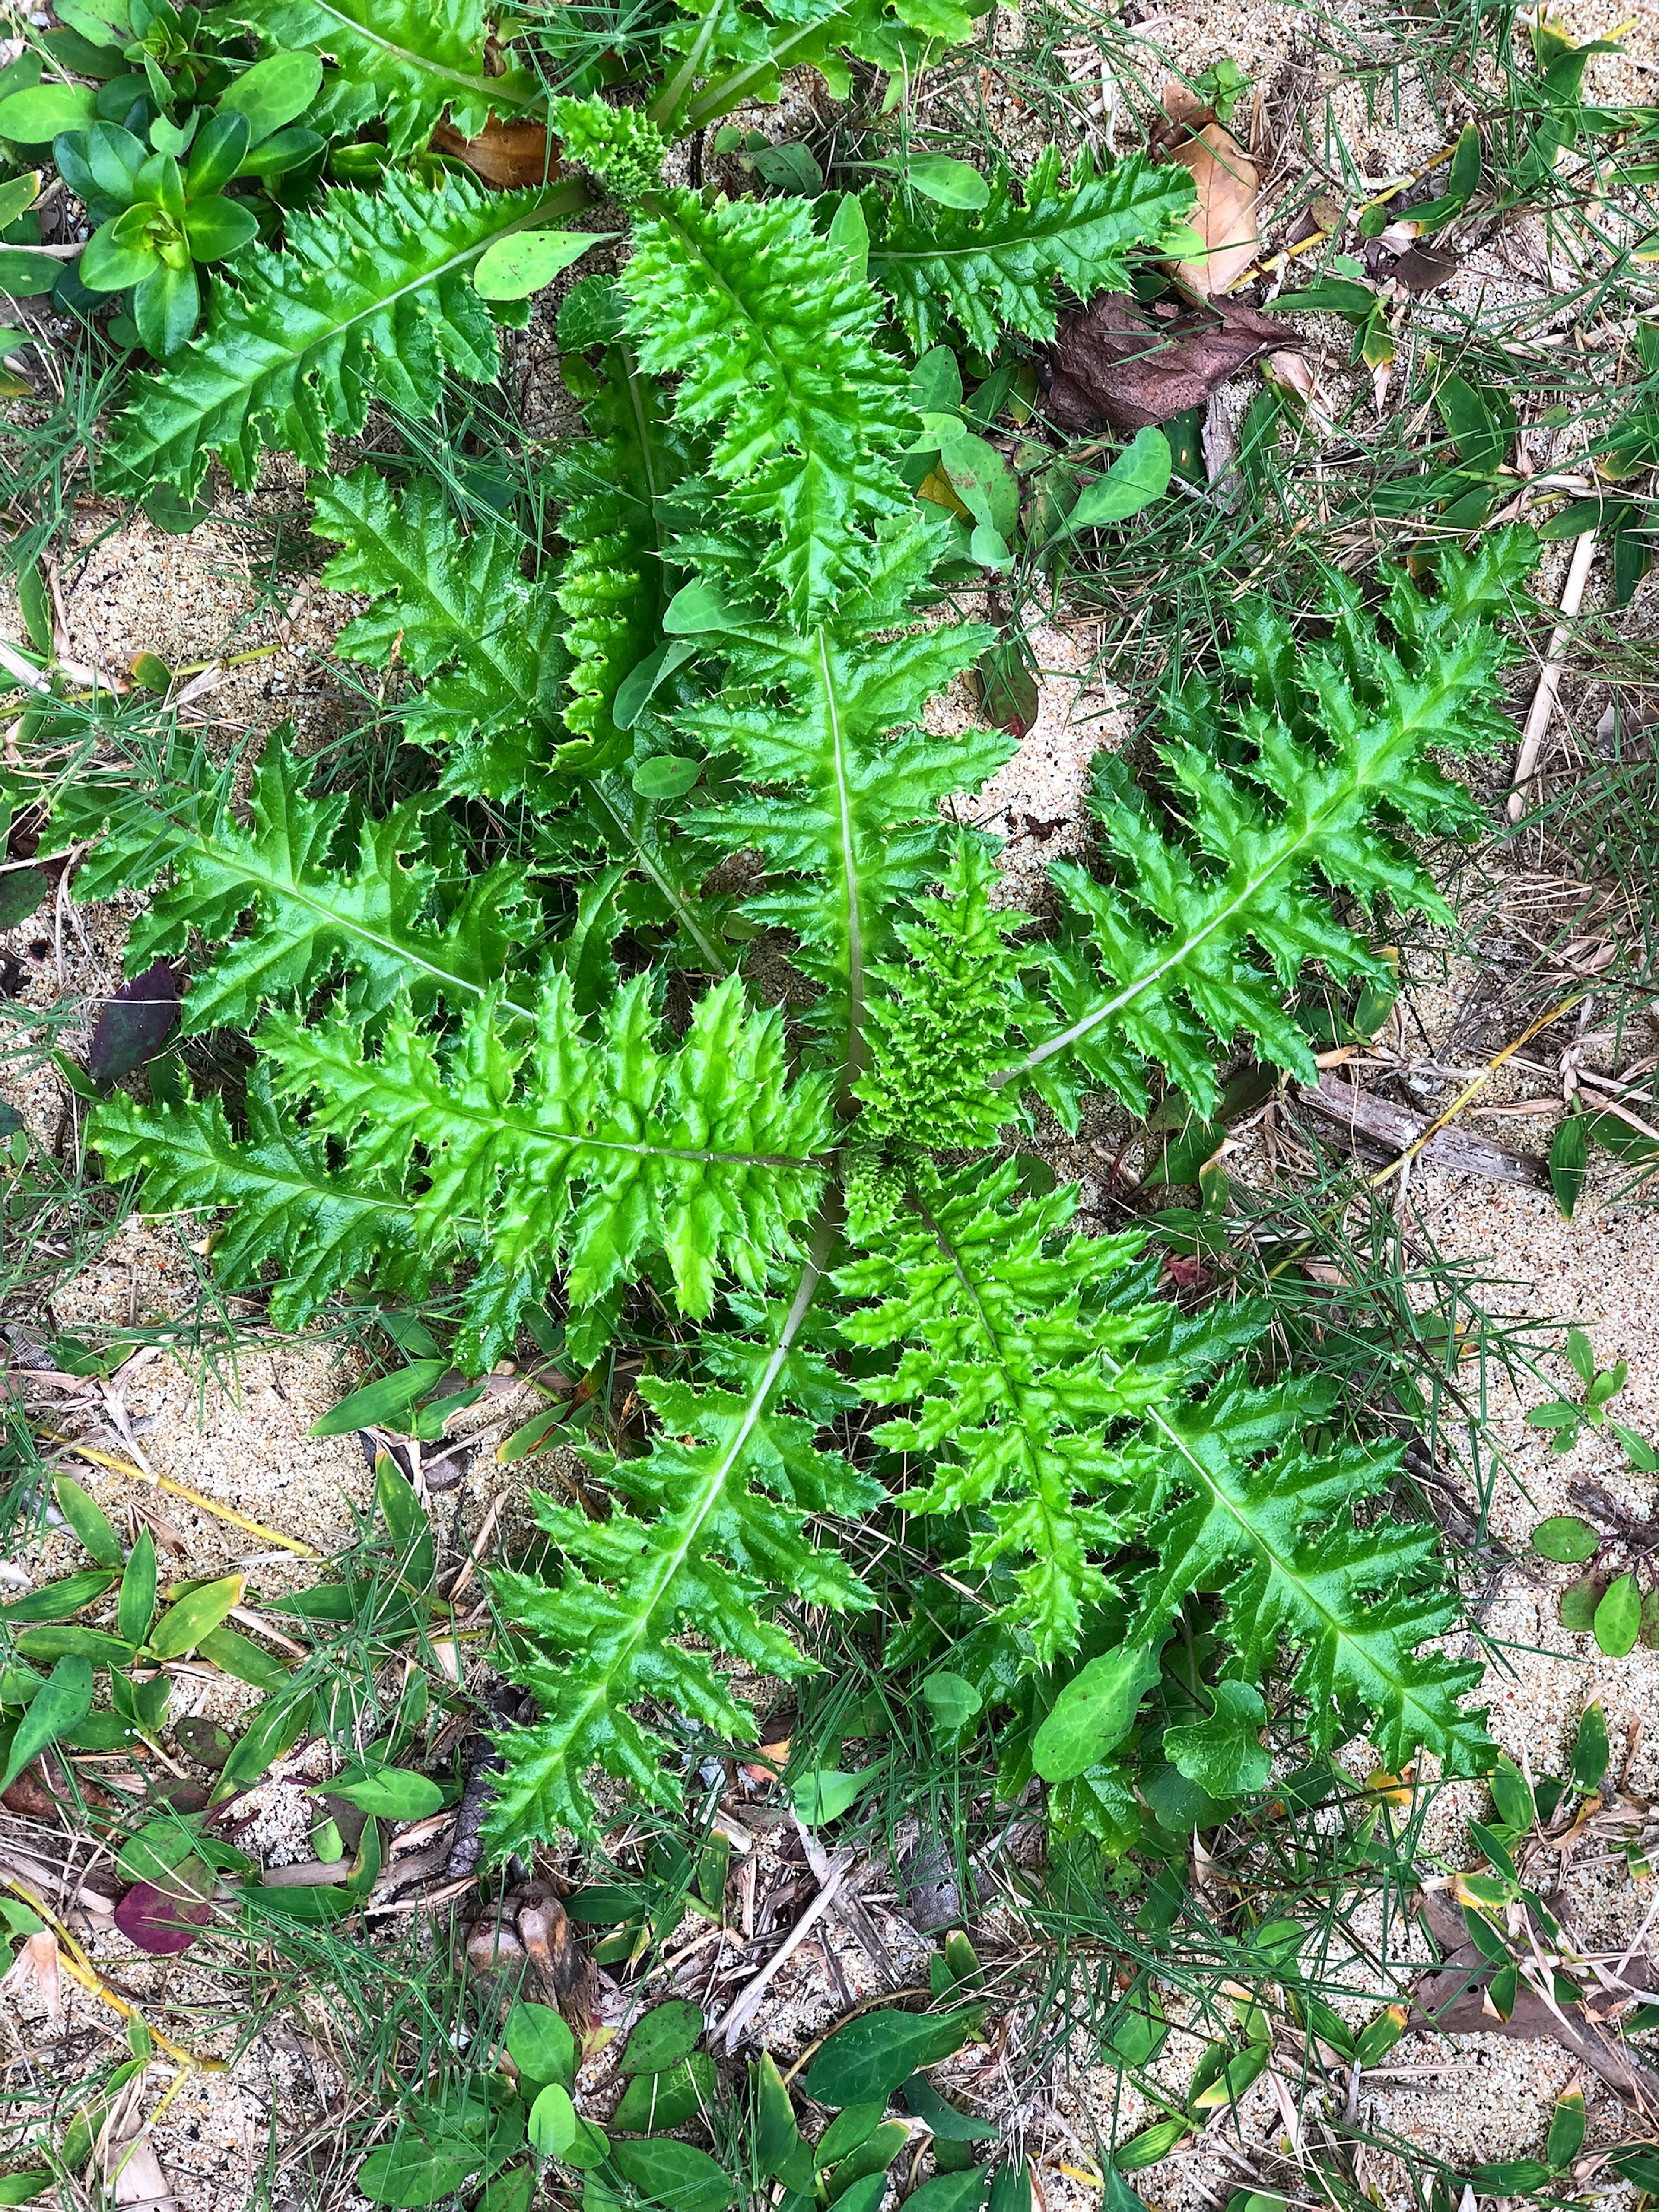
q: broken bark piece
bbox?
[1042,295,1297,434]
[1292,1073,1547,1187]
[1410,1889,1659,2108]
[518,1891,594,2025]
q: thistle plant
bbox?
[21,6,1520,1853]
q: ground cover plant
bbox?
[5,0,1659,2204]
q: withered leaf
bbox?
[1372,240,1461,294]
[114,1865,214,1956]
[88,959,180,1093]
[1042,295,1300,435]
[0,864,47,930]
[432,118,561,191]
[1165,117,1260,297]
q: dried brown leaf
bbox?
[95,2079,177,2210]
[1042,295,1298,435]
[431,118,561,190]
[0,1927,62,2022]
[1378,242,1461,294]
[1161,99,1259,296]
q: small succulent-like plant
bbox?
[60,111,258,353]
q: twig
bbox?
[1508,528,1598,823]
[45,1438,321,1557]
[717,1850,854,2051]
[445,1491,509,1601]
[0,1864,221,2073]
[1365,992,1587,1192]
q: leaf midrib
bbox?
[999,666,1480,1086]
[115,178,588,468]
[172,811,540,1024]
[296,0,541,107]
[537,1205,837,1795]
[1117,1354,1453,1734]
[299,1053,830,1173]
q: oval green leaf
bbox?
[0,1569,121,1624]
[921,1671,982,1732]
[474,226,610,302]
[0,1655,93,1793]
[791,1766,874,1828]
[148,1573,243,1659]
[356,2134,479,2207]
[14,1625,137,1665]
[505,2000,576,2090]
[1532,1514,1599,1564]
[804,2007,979,2110]
[618,1997,704,2076]
[310,1358,447,1438]
[1595,1570,1641,1658]
[324,1764,444,1819]
[54,1475,124,1568]
[0,83,99,140]
[609,2139,736,2212]
[0,245,64,296]
[612,2051,715,2132]
[631,754,702,801]
[1031,1642,1161,1783]
[904,155,989,209]
[526,2081,575,2158]
[1066,427,1173,534]
[216,51,324,146]
[1113,2119,1190,2172]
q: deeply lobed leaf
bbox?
[838,1157,1168,1660]
[104,173,582,493]
[1013,531,1539,1125]
[92,1071,447,1328]
[622,189,915,624]
[53,730,536,1033]
[261,971,836,1358]
[313,466,566,800]
[543,344,694,771]
[235,0,541,153]
[837,1159,1492,1766]
[868,147,1195,354]
[486,1286,880,1840]
[682,507,1010,1068]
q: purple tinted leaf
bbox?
[114,1873,213,1955]
[88,959,180,1091]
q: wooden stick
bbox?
[47,1439,321,1558]
[1508,528,1598,823]
[717,1851,855,2051]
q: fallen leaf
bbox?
[974,632,1041,739]
[95,2077,177,2210]
[432,118,561,190]
[0,864,47,929]
[114,1868,214,1957]
[87,960,180,1092]
[0,1766,59,1820]
[0,1926,62,2022]
[1043,295,1298,434]
[742,1733,791,1786]
[1375,240,1461,293]
[1161,86,1259,296]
